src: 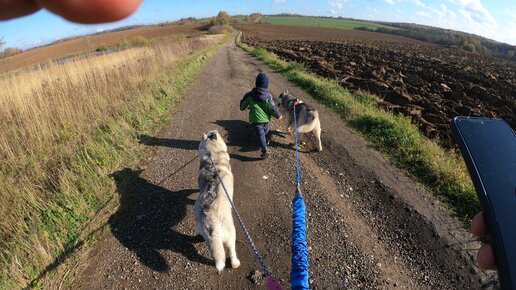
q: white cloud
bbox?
[18,36,55,49]
[333,0,510,44]
[412,1,515,44]
[440,4,457,19]
[511,9,516,20]
[416,11,431,18]
[382,0,426,7]
[423,4,456,21]
[448,0,496,27]
[273,0,287,3]
[329,0,349,15]
[493,9,516,44]
[412,0,426,7]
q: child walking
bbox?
[240,72,282,159]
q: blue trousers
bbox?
[252,123,270,154]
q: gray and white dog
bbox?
[195,130,240,273]
[276,90,323,151]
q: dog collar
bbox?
[287,99,303,112]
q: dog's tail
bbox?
[298,109,319,133]
[305,108,318,124]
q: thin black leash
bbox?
[207,154,272,278]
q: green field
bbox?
[262,15,398,31]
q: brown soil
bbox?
[235,24,423,43]
[239,24,516,147]
[71,34,497,289]
[0,24,206,74]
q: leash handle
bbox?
[267,276,284,290]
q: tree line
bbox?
[356,23,516,62]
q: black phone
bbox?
[451,116,516,289]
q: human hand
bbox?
[471,211,497,270]
[0,0,142,24]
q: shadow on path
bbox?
[138,119,297,162]
[211,119,265,162]
[212,119,315,154]
[138,134,199,151]
[109,168,211,272]
[212,119,255,151]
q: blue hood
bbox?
[256,72,269,89]
[251,87,269,102]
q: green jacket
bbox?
[240,89,281,124]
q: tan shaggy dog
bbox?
[195,130,240,273]
[276,90,323,152]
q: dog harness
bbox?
[287,99,303,112]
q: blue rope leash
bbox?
[293,105,301,190]
[207,154,271,278]
[291,103,310,290]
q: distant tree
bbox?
[465,43,476,53]
[459,36,468,47]
[249,13,262,23]
[0,47,23,58]
[210,11,232,26]
[0,37,5,50]
[357,21,515,62]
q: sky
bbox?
[1,0,515,49]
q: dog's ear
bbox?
[285,89,289,95]
[202,133,208,141]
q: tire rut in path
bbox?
[72,35,494,289]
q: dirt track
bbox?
[72,34,497,289]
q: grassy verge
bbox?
[236,33,479,221]
[0,35,226,289]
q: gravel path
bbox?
[72,34,497,290]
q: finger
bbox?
[477,244,497,270]
[471,211,489,237]
[0,0,40,20]
[35,0,142,24]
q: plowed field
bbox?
[238,24,516,147]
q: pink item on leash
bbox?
[267,276,283,290]
[287,99,304,112]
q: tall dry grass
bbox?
[0,37,206,163]
[0,34,222,287]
